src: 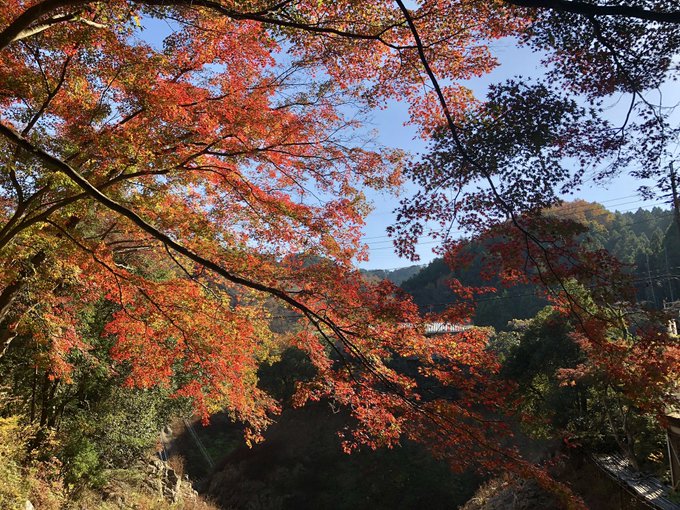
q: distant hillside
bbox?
[362,264,423,285]
[398,203,675,331]
[400,257,546,331]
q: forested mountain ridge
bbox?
[399,202,677,330]
[362,264,424,285]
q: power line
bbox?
[362,193,647,241]
[361,193,657,241]
[364,205,674,252]
[407,272,680,312]
[361,197,671,246]
[183,418,215,468]
[267,265,680,322]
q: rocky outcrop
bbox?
[460,476,563,510]
[101,457,200,509]
[145,458,184,502]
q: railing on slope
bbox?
[592,453,680,510]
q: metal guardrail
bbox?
[423,322,473,335]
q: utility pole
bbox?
[646,252,657,308]
[665,245,675,302]
[668,162,680,305]
[669,162,680,236]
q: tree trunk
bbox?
[0,250,46,360]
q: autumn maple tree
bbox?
[1,0,680,507]
[0,0,528,470]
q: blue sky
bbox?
[135,17,675,271]
[357,40,677,270]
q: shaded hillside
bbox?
[171,348,481,510]
[202,403,480,510]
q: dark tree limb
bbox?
[505,0,680,24]
[0,0,402,53]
